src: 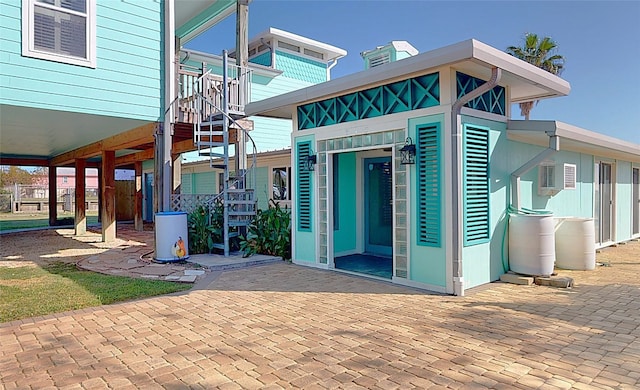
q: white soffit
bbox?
[508,120,640,163]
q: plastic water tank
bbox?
[555,217,596,270]
[509,213,556,276]
[155,211,189,262]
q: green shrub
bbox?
[240,200,291,260]
[187,200,239,255]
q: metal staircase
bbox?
[185,50,257,256]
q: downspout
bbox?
[451,67,502,297]
[326,55,344,81]
[511,134,560,210]
[261,38,275,68]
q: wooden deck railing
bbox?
[175,60,252,125]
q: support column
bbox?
[74,159,87,235]
[235,0,249,181]
[101,151,116,242]
[48,166,57,226]
[134,161,143,231]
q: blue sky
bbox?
[186,1,640,144]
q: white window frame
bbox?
[22,0,97,68]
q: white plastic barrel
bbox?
[509,213,556,276]
[154,211,189,262]
[555,217,596,270]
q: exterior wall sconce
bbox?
[304,154,317,171]
[400,137,416,165]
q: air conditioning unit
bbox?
[538,161,577,196]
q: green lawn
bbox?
[0,212,99,231]
[0,262,192,323]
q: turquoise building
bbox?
[247,39,640,296]
[0,0,243,240]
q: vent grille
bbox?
[563,164,577,189]
[463,125,490,245]
[297,142,312,231]
[369,52,390,68]
[417,123,441,247]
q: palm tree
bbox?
[507,33,566,120]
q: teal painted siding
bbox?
[142,160,154,170]
[250,116,293,152]
[460,117,508,289]
[181,174,193,194]
[274,50,326,83]
[408,114,446,287]
[460,115,602,289]
[0,0,162,120]
[249,52,271,67]
[294,134,316,262]
[333,152,357,254]
[248,166,269,210]
[193,172,216,194]
[616,161,633,241]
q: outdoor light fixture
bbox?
[400,137,416,165]
[304,154,317,171]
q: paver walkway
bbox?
[1,240,639,389]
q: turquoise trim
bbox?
[456,72,506,115]
[296,141,312,231]
[175,0,235,40]
[297,72,440,130]
[462,123,491,245]
[416,122,441,247]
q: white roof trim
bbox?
[246,39,571,119]
[250,27,347,61]
[391,41,419,56]
[508,120,640,162]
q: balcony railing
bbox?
[175,60,252,124]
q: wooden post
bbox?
[97,166,102,223]
[101,151,116,242]
[134,161,143,231]
[235,0,249,179]
[74,159,87,235]
[48,166,57,226]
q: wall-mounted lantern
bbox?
[400,137,416,165]
[304,154,317,172]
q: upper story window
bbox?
[22,0,96,68]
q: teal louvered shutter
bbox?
[297,142,312,231]
[463,125,490,245]
[416,123,440,247]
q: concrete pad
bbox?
[500,273,534,285]
[184,270,205,276]
[178,275,197,283]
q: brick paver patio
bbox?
[1,239,639,389]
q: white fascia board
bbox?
[181,49,282,77]
[508,120,640,162]
[470,40,571,101]
[254,27,347,60]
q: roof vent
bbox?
[361,41,418,69]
